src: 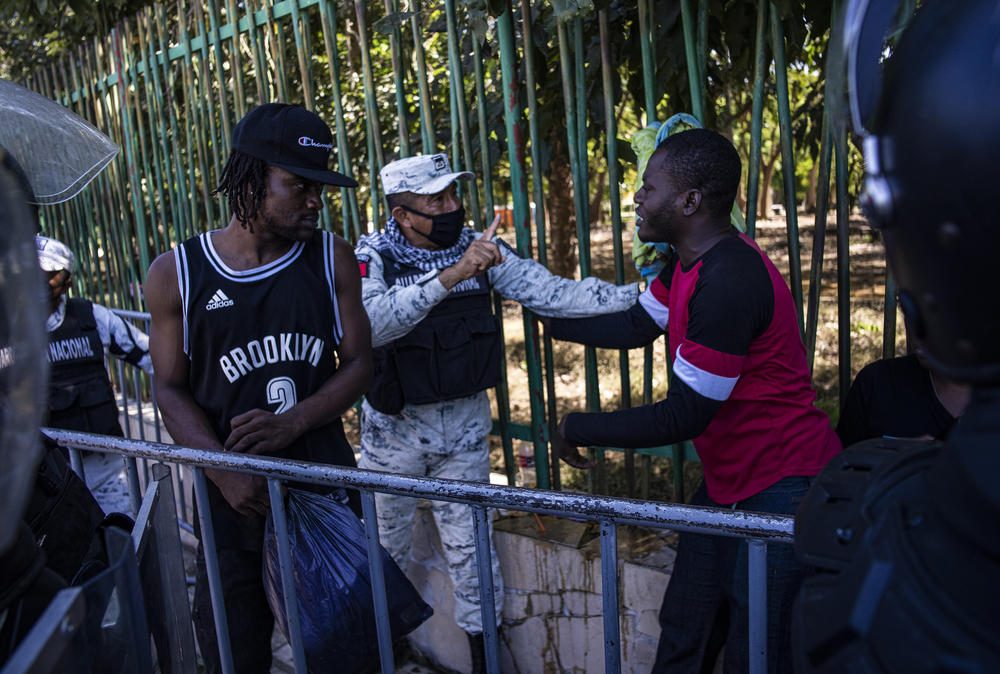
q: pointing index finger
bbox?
[483,214,501,241]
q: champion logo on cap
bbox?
[229,104,357,188]
[298,136,333,150]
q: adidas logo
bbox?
[206,290,235,311]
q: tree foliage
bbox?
[0,0,149,80]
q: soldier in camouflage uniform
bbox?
[355,153,638,672]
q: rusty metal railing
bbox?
[43,428,791,674]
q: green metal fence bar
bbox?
[139,10,184,249]
[636,0,656,119]
[134,14,171,256]
[46,61,83,296]
[697,0,708,100]
[520,0,561,491]
[193,3,224,183]
[205,2,233,151]
[807,1,839,372]
[76,52,120,307]
[444,0,482,229]
[572,16,590,273]
[883,271,897,359]
[769,6,804,336]
[556,20,580,267]
[447,35,461,181]
[123,16,163,260]
[156,7,185,247]
[225,0,248,118]
[176,8,217,234]
[384,0,412,158]
[636,0,658,500]
[112,26,153,280]
[243,0,268,102]
[835,119,851,406]
[806,119,834,373]
[745,0,769,240]
[354,0,385,229]
[497,1,549,489]
[409,0,435,155]
[122,16,165,259]
[55,58,90,297]
[559,14,605,491]
[97,37,137,307]
[680,0,705,123]
[598,9,637,498]
[319,0,363,241]
[69,48,111,306]
[106,33,141,308]
[286,0,315,109]
[261,1,291,102]
[470,19,517,485]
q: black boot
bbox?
[466,631,486,674]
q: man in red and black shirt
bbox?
[548,129,840,673]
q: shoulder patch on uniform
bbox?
[356,253,370,277]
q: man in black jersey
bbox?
[145,104,371,674]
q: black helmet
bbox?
[842,0,1000,383]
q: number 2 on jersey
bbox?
[267,377,297,414]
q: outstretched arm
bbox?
[544,302,663,350]
[92,303,153,375]
[556,376,724,468]
[487,237,639,318]
[224,236,372,454]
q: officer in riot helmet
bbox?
[793,0,1000,670]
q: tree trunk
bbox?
[737,128,752,214]
[546,131,577,278]
[759,153,779,220]
[804,160,819,213]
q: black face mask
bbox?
[401,205,465,248]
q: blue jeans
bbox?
[652,476,812,674]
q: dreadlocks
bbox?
[213,149,269,231]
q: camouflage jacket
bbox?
[356,233,639,348]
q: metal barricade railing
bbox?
[43,428,793,674]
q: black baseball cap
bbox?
[231,103,358,188]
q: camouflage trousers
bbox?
[359,392,504,633]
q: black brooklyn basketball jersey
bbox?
[174,228,348,466]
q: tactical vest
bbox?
[46,298,120,435]
[366,253,503,414]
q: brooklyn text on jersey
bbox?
[218,332,326,383]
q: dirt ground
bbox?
[485,213,902,499]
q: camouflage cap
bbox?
[380,153,473,195]
[36,235,74,273]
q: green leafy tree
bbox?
[0,0,149,80]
